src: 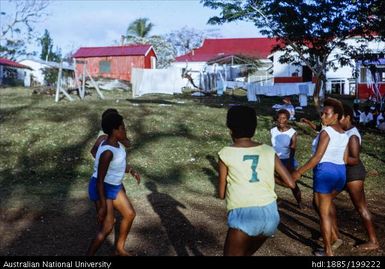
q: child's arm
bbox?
[346,136,360,165]
[274,155,295,189]
[288,132,297,171]
[96,150,113,224]
[218,158,228,199]
[300,118,321,132]
[126,165,141,184]
[119,132,131,148]
[292,130,329,181]
[91,135,108,158]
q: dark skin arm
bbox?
[96,150,113,224]
[288,133,297,171]
[125,164,141,184]
[91,135,108,158]
[347,135,360,166]
[292,130,329,180]
[300,118,322,132]
[218,158,228,199]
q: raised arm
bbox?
[300,118,321,132]
[218,158,228,199]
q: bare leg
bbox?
[87,200,115,256]
[224,228,267,256]
[329,197,340,242]
[246,235,268,256]
[346,180,379,250]
[316,192,335,256]
[113,190,136,256]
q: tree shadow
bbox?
[201,155,218,195]
[145,181,203,256]
[0,105,115,255]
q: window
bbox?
[99,61,111,73]
[360,67,367,82]
[331,80,345,94]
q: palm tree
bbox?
[126,18,154,39]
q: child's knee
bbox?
[124,209,136,220]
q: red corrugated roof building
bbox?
[175,38,281,62]
[73,44,157,82]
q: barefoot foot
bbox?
[114,249,135,256]
[355,242,379,251]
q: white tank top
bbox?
[346,127,361,145]
[92,141,126,185]
[311,126,348,165]
[270,127,296,159]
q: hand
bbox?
[97,205,107,224]
[130,169,141,184]
[291,170,302,181]
[300,118,308,123]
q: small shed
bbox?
[0,57,31,86]
[72,44,157,82]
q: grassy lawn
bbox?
[0,86,384,255]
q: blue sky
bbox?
[2,0,262,56]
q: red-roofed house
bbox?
[0,57,31,86]
[73,44,157,82]
[175,38,279,63]
[173,38,280,87]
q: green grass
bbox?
[0,87,384,213]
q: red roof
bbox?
[0,57,30,69]
[73,44,154,58]
[175,38,281,62]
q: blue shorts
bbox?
[280,158,298,170]
[227,201,280,237]
[88,176,123,201]
[313,162,346,194]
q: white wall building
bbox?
[19,59,74,87]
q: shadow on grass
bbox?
[145,181,204,256]
[0,105,115,255]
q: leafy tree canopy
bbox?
[202,0,383,106]
[38,29,62,62]
[0,0,50,60]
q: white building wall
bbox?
[19,59,49,86]
[271,37,385,95]
[272,50,301,77]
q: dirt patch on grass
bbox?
[1,186,383,256]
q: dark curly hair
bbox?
[323,98,344,120]
[102,108,119,119]
[276,109,290,120]
[101,113,123,135]
[342,103,354,123]
[226,105,257,138]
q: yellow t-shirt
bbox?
[218,144,277,211]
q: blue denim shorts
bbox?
[88,176,123,201]
[227,201,280,237]
[313,162,346,194]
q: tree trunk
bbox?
[313,75,322,110]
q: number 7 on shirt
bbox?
[243,155,259,182]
